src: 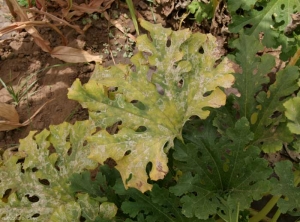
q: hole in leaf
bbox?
[82,140,88,147]
[155,83,165,95]
[178,79,184,88]
[32,167,38,172]
[67,148,72,156]
[203,91,212,97]
[80,216,86,222]
[2,189,12,203]
[91,127,102,136]
[207,165,213,174]
[256,5,263,11]
[136,126,147,132]
[26,194,39,203]
[55,164,60,171]
[104,157,117,168]
[249,181,255,186]
[131,100,146,110]
[48,144,56,154]
[32,213,40,218]
[271,111,281,118]
[243,24,253,29]
[214,59,222,68]
[106,121,121,135]
[235,8,244,15]
[39,178,50,186]
[124,150,131,156]
[280,4,285,10]
[146,162,152,175]
[198,47,204,54]
[166,39,171,47]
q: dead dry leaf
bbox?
[5,0,51,52]
[0,102,20,131]
[103,11,136,42]
[0,100,54,131]
[51,46,102,63]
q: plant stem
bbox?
[270,209,281,222]
[126,0,140,35]
[289,48,300,66]
[249,196,281,222]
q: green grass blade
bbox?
[126,0,139,35]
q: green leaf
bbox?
[251,66,298,146]
[230,33,275,120]
[271,161,300,213]
[0,121,98,221]
[170,117,272,220]
[227,0,257,11]
[284,97,300,134]
[68,20,234,192]
[70,171,108,200]
[230,34,298,150]
[229,0,300,48]
[188,0,213,23]
[121,185,198,222]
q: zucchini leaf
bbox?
[229,0,300,48]
[271,161,300,214]
[68,20,234,192]
[0,121,99,221]
[229,33,298,152]
[170,117,272,220]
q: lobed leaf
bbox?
[271,161,300,213]
[227,0,258,11]
[68,20,234,192]
[229,0,300,48]
[121,185,199,222]
[170,117,272,220]
[229,33,298,151]
[230,34,275,120]
[0,121,98,221]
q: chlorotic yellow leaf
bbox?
[99,202,118,219]
[68,20,234,192]
[284,97,300,134]
[0,121,98,220]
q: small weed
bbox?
[82,13,100,25]
[0,72,38,106]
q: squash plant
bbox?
[1,0,300,220]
